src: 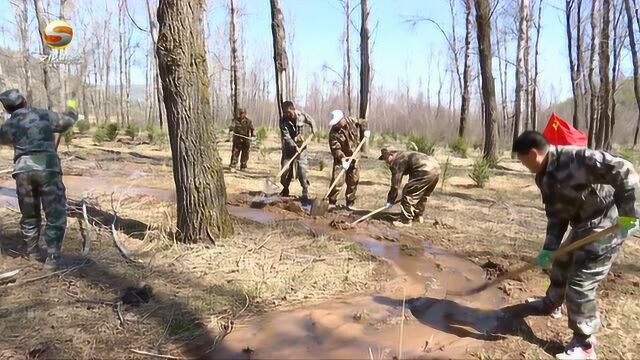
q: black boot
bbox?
[280,188,290,197]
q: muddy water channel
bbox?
[0,176,510,359]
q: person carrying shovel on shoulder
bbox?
[327,110,370,211]
[0,89,79,271]
[378,147,440,227]
[228,107,255,172]
[279,101,316,200]
[512,130,640,360]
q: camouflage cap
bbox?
[378,146,397,160]
[238,108,247,114]
[0,89,25,110]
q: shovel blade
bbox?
[310,198,329,217]
[263,178,280,195]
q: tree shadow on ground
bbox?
[67,199,152,240]
[373,296,564,357]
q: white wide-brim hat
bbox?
[329,109,344,127]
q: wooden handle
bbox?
[448,223,621,296]
[276,134,314,178]
[323,136,368,200]
[351,205,388,225]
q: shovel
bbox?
[350,204,391,225]
[232,132,256,141]
[446,222,622,297]
[310,136,368,216]
[264,134,314,194]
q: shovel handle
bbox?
[351,205,388,225]
[323,136,369,200]
[276,134,314,179]
[447,223,621,296]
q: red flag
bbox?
[542,113,587,146]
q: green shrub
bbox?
[76,119,91,134]
[125,124,140,140]
[147,125,167,145]
[315,129,329,142]
[449,137,468,158]
[93,126,108,143]
[105,123,120,141]
[63,128,74,145]
[256,126,268,144]
[617,147,638,165]
[469,158,492,188]
[406,135,435,155]
[440,156,451,192]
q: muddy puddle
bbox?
[0,174,509,359]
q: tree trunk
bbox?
[344,0,353,115]
[359,0,371,119]
[596,0,611,150]
[156,0,233,242]
[118,0,125,126]
[229,0,240,118]
[609,1,624,150]
[33,0,54,110]
[146,0,165,128]
[475,0,499,162]
[12,0,33,105]
[626,0,640,146]
[513,0,529,149]
[496,24,509,138]
[567,0,584,129]
[531,0,543,131]
[269,0,290,118]
[459,0,472,138]
[588,0,600,148]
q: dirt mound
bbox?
[481,260,508,281]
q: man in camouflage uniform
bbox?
[513,130,640,360]
[327,110,369,211]
[0,89,78,270]
[378,147,440,227]
[279,101,316,199]
[229,108,255,171]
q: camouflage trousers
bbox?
[401,170,439,221]
[15,171,67,255]
[280,148,310,195]
[328,160,360,206]
[230,139,251,169]
[545,205,623,340]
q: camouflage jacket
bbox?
[279,110,316,151]
[0,107,78,174]
[536,145,640,250]
[329,117,368,162]
[229,116,254,138]
[387,151,440,203]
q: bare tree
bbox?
[566,0,585,129]
[340,0,353,114]
[513,0,530,148]
[229,0,240,118]
[146,0,165,128]
[359,0,371,119]
[495,21,509,138]
[119,0,126,125]
[609,0,625,149]
[12,0,33,104]
[626,0,640,146]
[33,0,54,110]
[460,0,473,138]
[587,0,600,147]
[595,0,611,149]
[531,0,543,130]
[269,0,290,117]
[475,0,499,162]
[156,0,233,242]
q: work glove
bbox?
[536,249,553,268]
[66,99,78,110]
[364,130,371,139]
[342,159,351,171]
[618,216,640,239]
[385,202,393,209]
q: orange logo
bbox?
[552,120,560,131]
[43,20,73,49]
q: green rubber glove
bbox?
[66,99,78,110]
[618,216,640,239]
[536,249,553,268]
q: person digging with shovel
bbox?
[378,147,440,227]
[513,130,640,360]
[0,89,79,271]
[279,101,316,200]
[327,110,370,211]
